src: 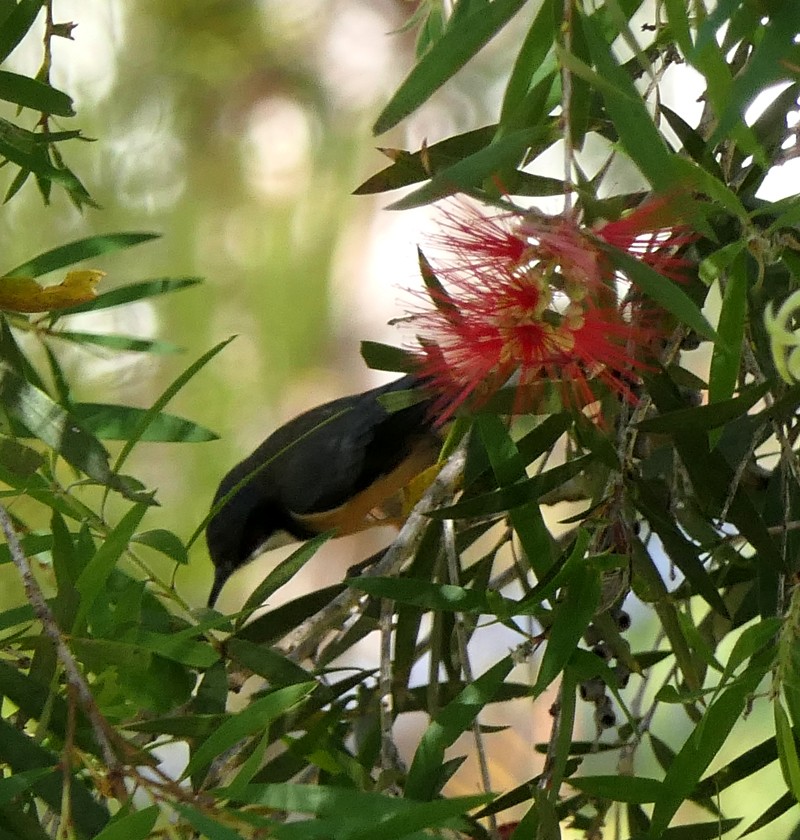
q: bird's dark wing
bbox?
[264,375,434,515]
[205,374,434,605]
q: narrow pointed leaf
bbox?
[373,0,528,135]
[534,561,600,694]
[648,651,773,837]
[74,502,149,626]
[353,126,497,194]
[405,655,514,800]
[0,0,44,64]
[112,336,235,475]
[0,70,73,116]
[53,277,201,316]
[93,807,160,840]
[5,232,159,278]
[73,403,217,443]
[0,361,139,498]
[600,244,715,341]
[708,252,747,409]
[580,10,677,190]
[184,683,314,778]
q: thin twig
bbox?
[0,503,127,800]
[277,441,468,662]
[378,596,401,777]
[58,686,76,840]
[561,0,574,215]
[538,684,564,792]
[443,519,497,837]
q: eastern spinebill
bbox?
[205,375,439,607]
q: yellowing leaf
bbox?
[402,462,444,517]
[0,270,104,312]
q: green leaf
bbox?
[774,698,800,800]
[184,683,314,778]
[693,735,777,799]
[226,639,312,687]
[124,713,224,739]
[353,126,497,195]
[68,641,190,712]
[73,402,217,443]
[405,655,514,800]
[634,480,729,618]
[112,336,235,475]
[636,381,769,434]
[0,767,54,807]
[672,156,748,220]
[499,0,557,130]
[73,503,149,627]
[350,576,496,614]
[0,70,73,116]
[429,455,592,520]
[131,529,188,564]
[648,650,773,838]
[580,9,677,191]
[234,583,346,645]
[0,717,109,836]
[373,0,529,135]
[0,118,93,205]
[0,361,140,499]
[514,529,592,614]
[134,629,219,668]
[630,820,741,840]
[344,795,487,840]
[0,0,43,64]
[569,775,661,803]
[739,791,797,837]
[0,533,56,566]
[360,340,419,373]
[0,602,34,629]
[226,732,271,800]
[477,414,557,577]
[663,0,761,165]
[237,532,331,625]
[600,243,715,341]
[708,253,748,409]
[710,6,799,151]
[533,561,600,694]
[0,436,43,476]
[388,127,550,210]
[700,241,744,286]
[222,784,488,837]
[4,161,30,201]
[660,105,724,179]
[93,806,160,840]
[52,276,202,316]
[52,330,182,354]
[4,232,160,278]
[719,618,780,687]
[630,536,702,692]
[418,247,460,320]
[173,805,244,840]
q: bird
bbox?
[205,374,440,607]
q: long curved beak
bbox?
[207,563,232,608]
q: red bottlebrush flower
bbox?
[411,199,692,421]
[594,195,697,283]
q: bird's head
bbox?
[205,475,299,607]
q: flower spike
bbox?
[410,198,694,420]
